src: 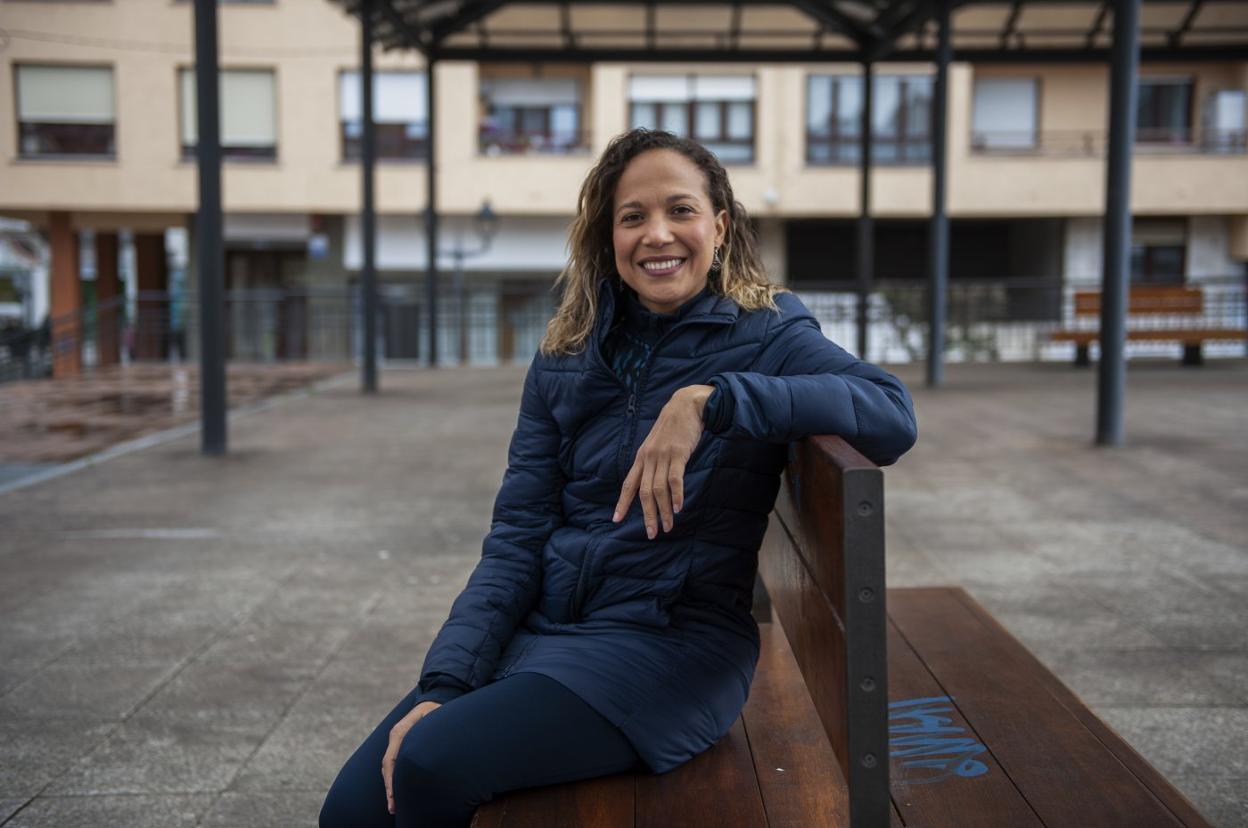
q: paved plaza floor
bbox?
[0,360,1245,827]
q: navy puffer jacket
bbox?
[412,278,917,773]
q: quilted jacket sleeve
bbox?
[705,294,917,467]
[411,358,565,705]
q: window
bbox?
[1202,89,1247,153]
[479,78,582,155]
[179,68,277,160]
[1136,78,1192,145]
[1131,219,1186,285]
[806,73,932,165]
[339,70,427,161]
[16,65,116,158]
[971,77,1038,151]
[628,75,755,164]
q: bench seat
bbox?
[472,586,1213,827]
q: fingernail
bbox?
[612,509,620,522]
[647,525,655,539]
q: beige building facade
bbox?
[1,0,1246,366]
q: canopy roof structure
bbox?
[331,0,1248,63]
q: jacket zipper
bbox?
[572,294,734,621]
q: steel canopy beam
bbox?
[422,43,1246,62]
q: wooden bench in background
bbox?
[472,437,1214,827]
[1049,285,1245,365]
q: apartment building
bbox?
[1,0,1246,366]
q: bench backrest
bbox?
[1073,285,1203,317]
[759,436,889,828]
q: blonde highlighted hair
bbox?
[539,129,787,356]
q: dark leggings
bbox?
[319,671,644,828]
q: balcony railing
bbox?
[971,129,1248,157]
[478,129,590,156]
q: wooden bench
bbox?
[472,437,1214,827]
[1049,285,1245,365]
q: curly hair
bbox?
[539,129,786,356]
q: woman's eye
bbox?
[621,213,641,223]
[672,205,694,215]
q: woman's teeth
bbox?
[641,259,683,272]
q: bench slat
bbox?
[635,718,769,828]
[886,617,1044,827]
[759,517,850,768]
[949,589,1216,828]
[1049,328,1245,344]
[889,587,1199,828]
[743,621,851,827]
[469,772,634,828]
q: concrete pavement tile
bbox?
[1073,568,1239,622]
[0,718,116,798]
[989,607,1168,653]
[1096,707,1248,779]
[1029,648,1245,706]
[134,656,314,727]
[0,661,178,721]
[1141,611,1248,651]
[52,620,222,668]
[229,709,385,793]
[294,653,423,715]
[934,546,1065,585]
[0,650,68,698]
[961,579,1169,651]
[201,617,356,674]
[200,790,326,828]
[53,715,267,795]
[1185,653,1248,704]
[1168,776,1248,828]
[0,798,29,823]
[2,794,212,828]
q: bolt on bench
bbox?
[472,436,1214,827]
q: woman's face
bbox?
[611,149,728,315]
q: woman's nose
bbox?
[641,218,675,247]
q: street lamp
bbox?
[442,200,499,365]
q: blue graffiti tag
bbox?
[889,696,989,784]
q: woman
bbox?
[320,128,917,828]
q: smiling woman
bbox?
[320,129,918,828]
[611,149,726,314]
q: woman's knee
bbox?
[319,778,375,828]
[393,725,485,816]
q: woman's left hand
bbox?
[613,384,715,539]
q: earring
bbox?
[711,247,723,271]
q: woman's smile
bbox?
[637,256,686,277]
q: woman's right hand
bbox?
[381,700,442,815]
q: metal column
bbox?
[193,0,226,455]
[361,0,379,393]
[927,0,951,387]
[1097,0,1141,446]
[425,59,440,367]
[856,60,874,360]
